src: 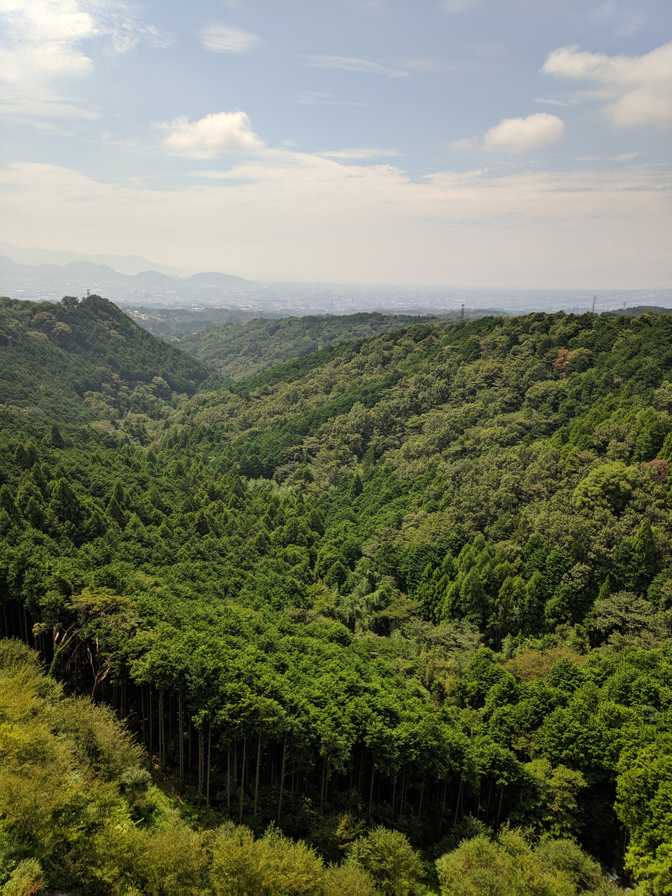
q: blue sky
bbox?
[0,0,670,286]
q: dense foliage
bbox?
[1,298,672,893]
[178,313,438,380]
[0,640,624,896]
[0,295,208,429]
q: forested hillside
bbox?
[0,295,208,431]
[1,299,672,895]
[1,638,624,895]
[178,313,440,380]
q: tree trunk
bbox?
[496,785,504,828]
[206,721,212,805]
[198,727,205,795]
[148,688,154,755]
[277,735,287,820]
[158,690,166,769]
[368,763,376,819]
[239,736,247,822]
[320,757,329,813]
[227,745,232,815]
[454,776,464,825]
[178,692,185,781]
[253,734,262,819]
[418,775,426,818]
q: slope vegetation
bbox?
[1,305,671,893]
[0,294,208,431]
[178,312,439,379]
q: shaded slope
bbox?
[0,295,209,428]
[178,312,441,379]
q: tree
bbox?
[347,828,424,896]
[616,736,672,896]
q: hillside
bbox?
[177,312,441,379]
[1,305,671,894]
[0,294,209,432]
[125,305,260,340]
[0,640,620,896]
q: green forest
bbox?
[177,313,440,380]
[1,294,672,895]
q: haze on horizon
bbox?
[1,0,671,290]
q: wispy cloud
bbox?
[200,24,261,54]
[0,0,166,118]
[403,56,443,73]
[576,153,640,162]
[303,55,409,79]
[534,97,572,108]
[319,147,401,160]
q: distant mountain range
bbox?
[2,252,671,316]
[0,255,260,308]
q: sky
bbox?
[0,0,671,287]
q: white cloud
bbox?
[2,154,669,288]
[200,24,260,54]
[161,111,263,158]
[484,113,565,153]
[0,0,166,117]
[304,55,409,79]
[543,42,672,128]
[451,114,565,155]
[439,0,480,13]
[320,147,401,160]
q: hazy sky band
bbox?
[0,0,670,287]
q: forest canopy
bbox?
[1,297,672,894]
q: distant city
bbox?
[2,248,670,318]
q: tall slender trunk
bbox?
[148,688,154,755]
[198,728,205,795]
[227,745,232,815]
[140,688,146,747]
[392,774,398,817]
[320,757,328,813]
[253,734,262,819]
[418,775,426,818]
[239,736,247,822]
[368,763,376,819]
[496,785,504,828]
[454,776,464,825]
[178,692,185,781]
[277,735,287,820]
[206,721,212,805]
[158,690,166,769]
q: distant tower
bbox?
[592,296,597,314]
[460,303,465,321]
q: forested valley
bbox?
[1,294,672,895]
